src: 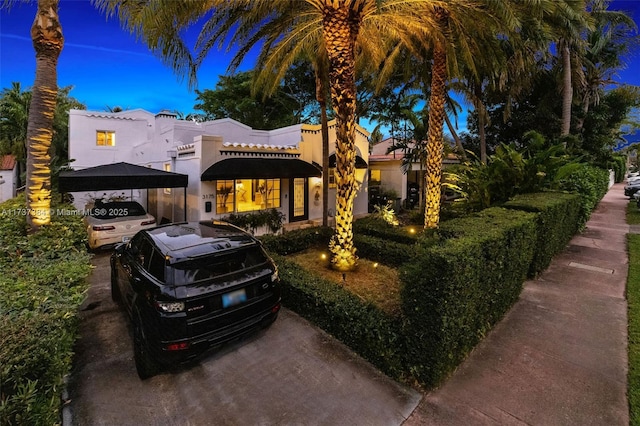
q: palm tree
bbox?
[26,0,64,230]
[547,1,592,136]
[576,0,637,133]
[97,0,427,271]
[419,2,529,228]
[1,0,64,231]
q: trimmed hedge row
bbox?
[353,215,420,244]
[264,167,610,389]
[274,255,407,379]
[0,196,92,426]
[353,234,415,268]
[401,207,537,386]
[260,226,333,255]
[503,192,582,277]
[557,163,609,229]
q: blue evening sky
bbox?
[2,0,640,135]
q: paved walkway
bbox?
[404,183,630,425]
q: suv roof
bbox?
[144,221,259,262]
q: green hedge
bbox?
[557,163,609,229]
[260,226,333,255]
[0,196,92,426]
[400,208,537,387]
[274,255,407,380]
[353,234,415,268]
[353,216,420,244]
[503,192,582,277]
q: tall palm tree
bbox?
[419,2,527,228]
[97,0,426,271]
[547,1,592,136]
[26,0,64,230]
[1,0,64,230]
[576,0,637,132]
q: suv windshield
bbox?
[172,247,270,285]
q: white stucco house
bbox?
[67,109,370,231]
[0,155,18,203]
[368,138,459,208]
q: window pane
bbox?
[96,130,115,146]
[216,180,235,214]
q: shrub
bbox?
[353,234,416,268]
[222,208,286,233]
[400,207,537,387]
[274,255,407,380]
[0,195,91,425]
[353,215,420,244]
[260,226,333,255]
[554,163,609,229]
[503,192,582,276]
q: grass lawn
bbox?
[628,231,640,425]
[627,200,640,225]
[289,249,403,316]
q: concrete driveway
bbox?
[66,252,421,426]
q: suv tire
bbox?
[133,316,160,380]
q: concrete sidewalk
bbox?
[404,183,630,425]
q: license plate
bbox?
[222,288,247,308]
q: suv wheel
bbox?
[133,317,160,380]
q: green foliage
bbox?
[459,131,577,211]
[193,71,301,129]
[504,192,582,276]
[610,154,627,183]
[222,208,286,234]
[0,195,91,426]
[352,234,416,268]
[627,234,640,426]
[400,208,537,386]
[0,83,85,188]
[554,163,610,229]
[372,202,399,226]
[274,255,407,380]
[260,226,333,255]
[265,192,591,389]
[353,215,421,244]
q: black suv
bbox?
[110,221,281,379]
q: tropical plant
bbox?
[577,0,638,133]
[0,83,85,190]
[95,0,431,271]
[193,71,301,129]
[1,0,66,231]
[0,82,30,186]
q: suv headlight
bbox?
[155,300,185,313]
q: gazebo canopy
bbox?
[59,162,188,192]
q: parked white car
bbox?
[84,201,156,250]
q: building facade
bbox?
[0,155,17,203]
[68,109,370,231]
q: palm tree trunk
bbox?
[26,0,63,232]
[424,40,447,229]
[444,114,466,161]
[315,68,330,227]
[321,3,360,271]
[561,40,572,136]
[475,83,487,164]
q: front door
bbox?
[289,178,308,222]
